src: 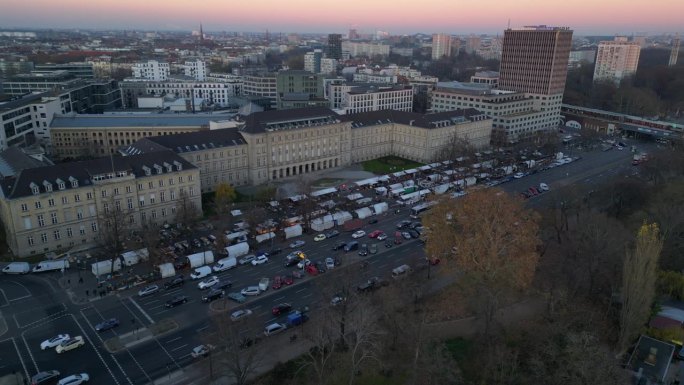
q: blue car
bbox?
[95,318,120,332]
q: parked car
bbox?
[289,240,306,248]
[57,373,89,385]
[513,172,524,179]
[408,230,420,239]
[163,275,184,290]
[351,230,366,239]
[324,230,340,238]
[272,303,292,316]
[331,294,346,306]
[332,241,347,251]
[227,292,246,303]
[31,371,60,385]
[241,286,261,296]
[368,230,383,238]
[385,241,393,248]
[325,257,335,270]
[137,285,159,297]
[197,276,219,290]
[230,309,253,322]
[305,264,319,276]
[368,218,378,224]
[272,276,283,290]
[396,220,412,229]
[314,261,327,273]
[215,280,233,291]
[264,323,287,336]
[55,336,85,354]
[201,289,224,303]
[268,248,283,255]
[539,182,549,191]
[166,295,188,308]
[313,234,326,242]
[95,318,119,332]
[401,231,412,240]
[40,334,70,350]
[251,255,269,266]
[358,277,383,292]
[282,275,294,285]
[238,255,256,265]
[369,244,378,254]
[377,233,388,241]
[190,344,215,358]
[297,259,312,269]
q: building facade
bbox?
[49,115,217,158]
[431,81,552,141]
[132,60,170,81]
[327,34,342,60]
[0,151,201,257]
[341,85,413,114]
[275,70,327,110]
[1,93,66,150]
[121,127,249,193]
[342,42,391,57]
[242,74,277,108]
[184,59,207,81]
[432,33,452,60]
[497,26,573,140]
[304,50,323,74]
[320,58,338,75]
[593,37,641,85]
[33,63,94,79]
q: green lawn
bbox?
[362,156,424,175]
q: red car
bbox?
[282,275,294,285]
[272,303,292,316]
[272,276,282,290]
[305,264,319,276]
[394,231,403,244]
[368,230,383,239]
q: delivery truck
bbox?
[2,262,30,274]
[33,259,70,273]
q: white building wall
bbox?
[132,60,170,81]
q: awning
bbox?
[311,187,337,197]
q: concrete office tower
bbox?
[328,34,342,60]
[498,26,573,139]
[431,33,452,60]
[593,37,641,84]
[304,50,323,73]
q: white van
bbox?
[2,262,30,274]
[32,260,69,273]
[190,266,212,280]
[391,264,413,279]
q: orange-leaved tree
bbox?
[422,188,541,337]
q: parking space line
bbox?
[128,297,155,324]
[295,288,307,294]
[5,338,29,380]
[170,344,188,352]
[302,293,313,298]
[165,336,182,344]
[264,317,277,324]
[76,311,130,385]
[273,296,285,302]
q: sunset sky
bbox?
[1,0,682,35]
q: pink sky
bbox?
[1,0,682,34]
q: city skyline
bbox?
[1,0,682,35]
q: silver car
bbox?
[230,309,253,321]
[241,286,261,296]
[137,285,159,297]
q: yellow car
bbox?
[55,336,85,354]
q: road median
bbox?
[103,318,179,353]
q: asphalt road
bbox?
[0,138,652,384]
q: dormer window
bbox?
[164,162,172,173]
[69,176,78,188]
[142,166,151,176]
[173,161,182,171]
[30,182,39,195]
[154,165,162,175]
[43,180,52,193]
[56,178,65,190]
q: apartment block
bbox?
[132,60,170,81]
[0,93,65,150]
[432,33,452,60]
[593,37,640,85]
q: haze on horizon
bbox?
[1,0,682,36]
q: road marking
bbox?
[128,297,155,324]
[170,343,188,352]
[295,288,307,294]
[264,317,278,324]
[140,299,160,305]
[14,305,67,329]
[165,336,182,344]
[257,311,269,318]
[125,349,152,383]
[196,324,209,333]
[274,296,285,301]
[76,311,130,385]
[7,337,29,380]
[302,293,313,298]
[0,289,9,308]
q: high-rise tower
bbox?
[498,25,573,137]
[328,34,342,60]
[199,23,204,44]
[431,33,452,60]
[593,37,640,85]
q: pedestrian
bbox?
[85,290,89,296]
[67,279,71,285]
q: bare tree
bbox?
[433,133,477,163]
[618,223,663,353]
[344,303,382,385]
[175,189,200,231]
[96,195,133,266]
[207,313,266,385]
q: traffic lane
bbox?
[20,313,121,385]
[80,300,143,337]
[0,279,33,303]
[0,338,27,378]
[117,337,182,385]
[11,299,68,329]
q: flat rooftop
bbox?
[50,114,221,128]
